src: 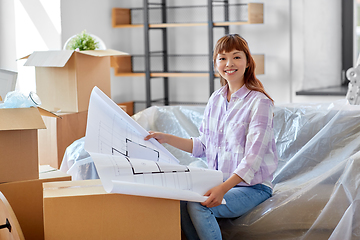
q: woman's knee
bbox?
[187,202,210,215]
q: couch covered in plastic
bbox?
[61,99,360,239]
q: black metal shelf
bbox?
[131,3,247,11]
[112,1,263,107]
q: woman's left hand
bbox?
[201,184,227,208]
[201,174,244,208]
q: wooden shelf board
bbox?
[113,24,143,28]
[151,72,209,77]
[113,21,263,28]
[214,21,251,26]
[113,54,264,77]
[114,72,209,77]
[150,23,207,28]
[112,3,263,28]
[114,72,145,77]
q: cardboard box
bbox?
[43,179,181,240]
[0,166,71,240]
[38,111,88,169]
[23,49,128,113]
[38,104,128,169]
[0,107,46,183]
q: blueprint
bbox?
[85,86,179,164]
[90,152,224,203]
[85,87,224,203]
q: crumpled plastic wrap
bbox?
[60,137,99,180]
[220,99,360,239]
[61,99,360,239]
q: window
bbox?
[356,0,360,61]
[296,0,354,96]
[342,0,355,85]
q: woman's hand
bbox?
[144,131,194,153]
[201,174,244,208]
[144,131,168,144]
[201,184,227,208]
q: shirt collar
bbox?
[219,84,251,101]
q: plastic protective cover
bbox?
[61,99,360,239]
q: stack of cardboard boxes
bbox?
[0,106,71,239]
[22,49,130,169]
[0,49,181,239]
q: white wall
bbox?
[61,0,134,105]
[61,0,293,111]
[0,0,61,94]
[0,0,348,112]
[0,0,17,72]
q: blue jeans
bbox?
[181,184,272,240]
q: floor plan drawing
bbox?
[107,153,193,190]
[98,114,160,162]
[85,86,179,164]
[84,87,225,203]
[90,152,225,203]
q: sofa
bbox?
[61,99,360,239]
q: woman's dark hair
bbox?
[213,34,274,103]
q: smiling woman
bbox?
[213,34,273,103]
[145,34,278,240]
[215,50,248,94]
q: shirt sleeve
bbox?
[191,98,213,158]
[191,137,206,158]
[234,98,274,185]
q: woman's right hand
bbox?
[144,131,193,153]
[144,131,168,144]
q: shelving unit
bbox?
[112,1,264,108]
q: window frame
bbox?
[342,0,355,86]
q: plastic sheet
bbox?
[60,137,99,180]
[61,99,360,239]
[0,91,41,108]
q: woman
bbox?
[145,34,278,240]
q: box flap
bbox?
[37,107,61,118]
[39,165,57,173]
[0,107,46,130]
[17,54,31,61]
[24,51,74,67]
[43,179,106,198]
[78,49,129,57]
[39,165,71,180]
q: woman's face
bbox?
[215,49,247,85]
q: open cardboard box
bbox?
[38,104,128,169]
[0,165,71,240]
[0,107,47,183]
[22,49,128,113]
[43,179,181,240]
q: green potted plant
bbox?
[66,30,99,51]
